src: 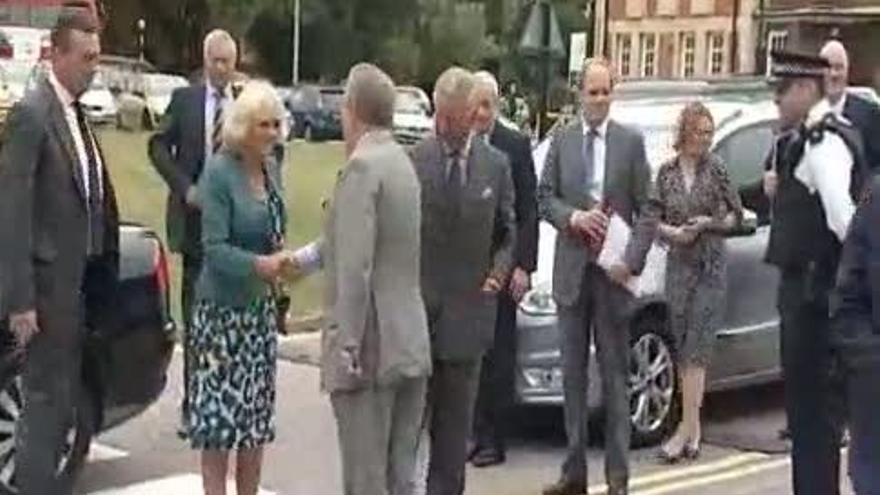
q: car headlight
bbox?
[519,282,557,316]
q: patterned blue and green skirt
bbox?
[183,296,278,450]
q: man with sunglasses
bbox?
[765,50,870,495]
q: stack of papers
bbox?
[597,214,667,296]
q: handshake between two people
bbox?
[254,250,305,284]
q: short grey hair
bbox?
[344,63,396,128]
[222,80,285,150]
[473,70,500,100]
[820,39,849,67]
[203,29,237,60]
[433,67,475,109]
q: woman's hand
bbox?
[687,215,715,233]
[254,252,289,283]
[665,225,698,246]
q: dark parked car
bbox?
[0,224,176,493]
[517,97,781,447]
[285,85,343,142]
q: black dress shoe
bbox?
[471,448,506,468]
[541,480,587,495]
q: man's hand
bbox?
[254,252,288,283]
[763,171,778,199]
[607,263,634,288]
[185,186,200,209]
[482,276,503,295]
[508,268,531,303]
[570,208,609,244]
[9,310,39,351]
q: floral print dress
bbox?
[651,153,743,367]
[183,171,285,451]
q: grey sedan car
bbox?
[516,100,783,446]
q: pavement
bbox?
[71,336,856,495]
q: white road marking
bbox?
[86,473,276,494]
[87,442,129,462]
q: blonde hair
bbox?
[222,80,285,151]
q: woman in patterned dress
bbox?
[187,80,291,495]
[649,102,744,463]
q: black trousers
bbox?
[778,269,843,495]
[180,253,202,420]
[846,356,880,495]
[473,292,518,452]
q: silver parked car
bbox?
[516,99,784,446]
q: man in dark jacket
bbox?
[820,40,880,172]
[469,71,539,467]
[831,177,880,495]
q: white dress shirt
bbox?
[794,99,856,241]
[829,92,847,119]
[582,116,609,201]
[204,83,232,159]
[48,70,103,198]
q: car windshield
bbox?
[146,75,186,95]
[319,90,343,110]
[395,91,427,115]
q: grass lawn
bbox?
[97,128,344,323]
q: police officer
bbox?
[832,176,880,495]
[764,51,869,495]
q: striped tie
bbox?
[211,90,225,154]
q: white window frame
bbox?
[641,33,657,78]
[708,32,725,75]
[617,34,633,77]
[766,30,789,76]
[680,32,696,78]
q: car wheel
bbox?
[628,314,678,447]
[0,371,95,494]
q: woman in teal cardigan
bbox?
[185,80,292,495]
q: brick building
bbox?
[760,0,880,86]
[597,0,758,80]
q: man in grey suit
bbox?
[539,59,653,495]
[0,10,119,494]
[409,67,516,495]
[292,63,432,495]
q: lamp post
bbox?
[136,18,146,64]
[291,0,301,85]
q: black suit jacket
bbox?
[148,85,208,255]
[844,93,880,172]
[489,121,538,273]
[0,78,119,320]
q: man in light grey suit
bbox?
[539,59,654,495]
[409,67,516,495]
[294,63,432,495]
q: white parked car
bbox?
[143,73,189,122]
[0,26,50,63]
[0,59,34,104]
[393,86,433,145]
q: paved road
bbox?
[73,344,855,494]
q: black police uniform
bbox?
[832,176,880,495]
[765,50,869,495]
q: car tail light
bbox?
[0,43,12,59]
[152,239,170,300]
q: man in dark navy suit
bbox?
[832,177,880,495]
[469,71,538,468]
[148,29,238,426]
[821,40,880,172]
